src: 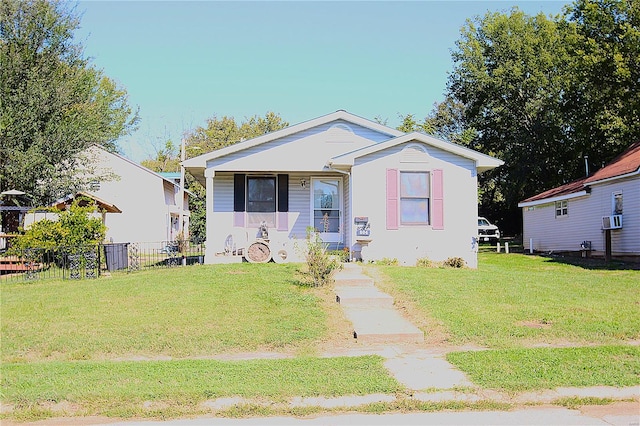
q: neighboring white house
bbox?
[83,145,190,245]
[183,110,503,267]
[518,141,640,259]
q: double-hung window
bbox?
[555,200,568,217]
[400,171,430,225]
[246,176,276,227]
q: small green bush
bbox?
[304,228,340,287]
[443,257,466,268]
[416,257,435,268]
[327,247,350,263]
[12,198,106,251]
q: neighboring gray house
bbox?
[518,141,640,259]
[183,110,503,267]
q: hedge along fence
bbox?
[0,241,205,282]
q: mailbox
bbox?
[355,216,371,238]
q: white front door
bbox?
[312,177,342,243]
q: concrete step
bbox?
[343,307,425,344]
[335,286,394,308]
[340,262,363,272]
[333,268,374,286]
[333,276,375,287]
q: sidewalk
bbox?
[106,404,640,426]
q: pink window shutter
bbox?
[386,168,399,230]
[431,169,444,230]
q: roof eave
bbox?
[585,168,640,185]
[518,190,589,208]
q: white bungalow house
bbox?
[518,141,640,259]
[183,111,503,267]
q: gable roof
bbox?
[183,110,503,177]
[518,141,640,207]
[181,110,404,170]
[329,132,504,173]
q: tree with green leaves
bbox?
[140,141,180,173]
[187,111,288,154]
[447,7,575,232]
[0,0,139,205]
[413,0,639,234]
[564,0,640,163]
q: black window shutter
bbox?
[277,174,288,212]
[234,174,245,212]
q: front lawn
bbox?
[376,253,640,348]
[1,263,328,362]
[2,253,638,421]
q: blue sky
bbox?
[75,1,566,162]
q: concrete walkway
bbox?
[333,263,423,344]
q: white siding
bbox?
[350,142,479,267]
[522,175,639,255]
[207,121,392,172]
[90,148,173,244]
[208,172,343,258]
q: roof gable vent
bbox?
[401,144,429,163]
[326,123,355,143]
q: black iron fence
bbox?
[0,241,205,282]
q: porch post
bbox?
[204,169,215,263]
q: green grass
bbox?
[1,355,401,406]
[2,253,639,421]
[1,263,326,362]
[377,252,640,348]
[447,345,640,392]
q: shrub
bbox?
[443,257,466,268]
[416,257,435,268]
[327,247,350,263]
[376,258,399,266]
[304,227,340,287]
[12,198,106,252]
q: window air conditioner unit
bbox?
[602,215,623,230]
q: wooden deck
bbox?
[0,256,43,273]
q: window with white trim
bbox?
[400,171,430,225]
[555,200,568,217]
[612,191,623,215]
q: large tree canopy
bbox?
[0,0,139,204]
[414,0,639,235]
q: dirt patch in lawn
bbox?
[517,319,553,329]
